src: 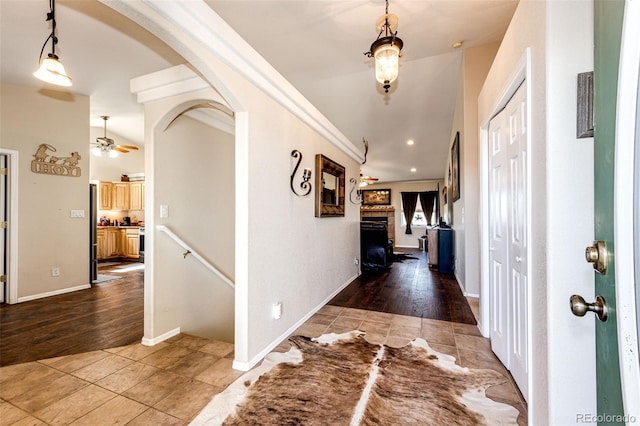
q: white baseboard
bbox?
[141,327,181,346]
[233,272,359,372]
[464,292,480,298]
[17,284,91,303]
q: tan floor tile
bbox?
[325,325,360,335]
[107,342,170,360]
[39,351,111,373]
[420,326,456,346]
[363,333,387,345]
[317,305,344,316]
[385,335,413,348]
[421,318,454,332]
[33,384,116,425]
[9,415,48,425]
[457,348,508,377]
[428,343,459,360]
[71,354,133,383]
[271,340,293,353]
[195,358,244,388]
[331,316,363,330]
[453,322,483,337]
[359,320,390,335]
[339,308,370,320]
[365,311,394,324]
[0,400,30,425]
[486,382,522,405]
[390,314,422,328]
[127,408,185,426]
[11,374,88,413]
[454,333,492,353]
[69,395,146,426]
[140,345,193,369]
[0,364,63,400]
[466,297,480,321]
[95,362,159,393]
[0,362,42,385]
[170,334,211,351]
[307,313,336,325]
[292,322,329,338]
[198,341,234,358]
[388,325,421,339]
[168,351,219,378]
[123,370,188,406]
[153,379,221,421]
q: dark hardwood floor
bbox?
[0,262,143,367]
[1,250,474,367]
[329,248,477,325]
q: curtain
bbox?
[419,191,438,225]
[401,192,419,234]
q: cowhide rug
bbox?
[191,331,519,425]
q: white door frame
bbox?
[479,48,532,398]
[0,148,19,304]
[614,0,640,418]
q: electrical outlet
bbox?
[354,256,360,266]
[51,267,60,277]
[160,204,169,218]
[272,302,282,320]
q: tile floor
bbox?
[1,306,527,425]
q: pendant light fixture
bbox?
[33,0,72,87]
[364,0,403,93]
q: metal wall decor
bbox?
[290,150,312,197]
[31,143,81,177]
[349,177,363,204]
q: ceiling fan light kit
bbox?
[33,0,72,87]
[364,0,403,93]
[92,116,139,158]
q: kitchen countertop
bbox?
[96,225,142,229]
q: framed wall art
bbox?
[361,189,391,206]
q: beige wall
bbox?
[0,84,90,300]
[363,180,443,248]
[446,43,500,296]
[154,114,235,342]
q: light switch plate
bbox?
[160,204,169,218]
[70,209,85,218]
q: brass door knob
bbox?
[570,294,608,322]
[585,240,608,275]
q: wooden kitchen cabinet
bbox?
[99,181,113,210]
[107,228,119,257]
[113,183,130,210]
[125,229,140,258]
[97,229,106,260]
[129,182,144,211]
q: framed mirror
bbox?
[315,154,345,217]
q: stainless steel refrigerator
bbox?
[89,184,97,283]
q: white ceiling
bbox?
[0,0,517,183]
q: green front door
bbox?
[594,0,625,422]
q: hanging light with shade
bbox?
[364,0,404,93]
[33,0,72,87]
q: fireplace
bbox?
[360,206,395,247]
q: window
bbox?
[401,199,436,227]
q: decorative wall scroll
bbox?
[31,143,82,177]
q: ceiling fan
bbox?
[91,116,139,158]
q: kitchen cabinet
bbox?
[129,182,144,211]
[97,227,139,260]
[125,229,140,258]
[113,183,130,210]
[99,181,113,210]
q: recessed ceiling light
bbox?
[452,40,464,49]
[407,139,414,145]
[410,168,417,172]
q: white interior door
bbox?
[1,154,7,303]
[489,107,510,368]
[488,81,529,401]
